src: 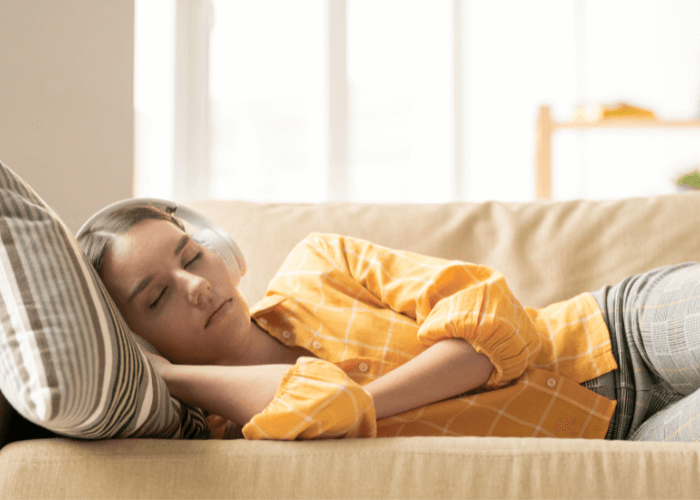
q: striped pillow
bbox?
[0,161,207,439]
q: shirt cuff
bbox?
[242,357,377,440]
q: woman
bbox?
[78,205,700,442]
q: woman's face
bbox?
[100,218,250,365]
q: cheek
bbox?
[155,296,194,331]
[206,251,239,285]
[228,264,242,286]
[133,310,191,360]
[125,300,187,347]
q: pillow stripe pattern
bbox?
[0,161,207,439]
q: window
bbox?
[209,0,327,202]
[135,0,700,203]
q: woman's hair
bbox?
[77,205,185,276]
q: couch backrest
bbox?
[187,193,700,309]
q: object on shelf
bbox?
[601,103,656,119]
[677,169,700,189]
[574,103,656,122]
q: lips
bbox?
[205,299,233,329]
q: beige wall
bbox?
[0,0,134,233]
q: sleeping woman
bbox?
[77,205,700,442]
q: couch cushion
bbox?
[1,436,698,499]
[0,160,207,440]
[188,195,700,309]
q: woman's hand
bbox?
[206,413,244,439]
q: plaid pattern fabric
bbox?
[0,160,207,439]
[243,357,376,440]
[585,263,700,441]
[248,233,617,439]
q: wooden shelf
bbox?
[535,105,700,200]
[557,118,700,129]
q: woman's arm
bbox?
[155,358,293,425]
[151,337,492,428]
[363,338,493,419]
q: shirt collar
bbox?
[250,294,285,318]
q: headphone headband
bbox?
[76,198,247,277]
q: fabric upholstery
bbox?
[1,437,699,499]
[0,160,207,440]
[185,196,700,309]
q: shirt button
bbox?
[359,363,368,372]
[312,341,322,349]
[282,330,291,339]
[547,378,556,388]
[258,317,268,325]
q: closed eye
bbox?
[150,288,167,309]
[185,252,203,269]
[149,252,202,309]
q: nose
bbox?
[179,271,213,306]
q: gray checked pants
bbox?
[582,262,700,441]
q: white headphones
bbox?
[76,198,247,277]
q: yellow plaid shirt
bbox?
[243,234,618,440]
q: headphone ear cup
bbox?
[192,228,247,277]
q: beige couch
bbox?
[2,195,700,499]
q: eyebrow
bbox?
[127,235,190,304]
[173,235,190,256]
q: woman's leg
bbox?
[631,386,700,441]
[626,262,700,441]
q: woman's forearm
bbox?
[363,338,494,419]
[159,338,492,427]
[160,363,293,425]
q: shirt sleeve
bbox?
[241,357,377,440]
[306,234,542,387]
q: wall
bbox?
[0,0,134,233]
